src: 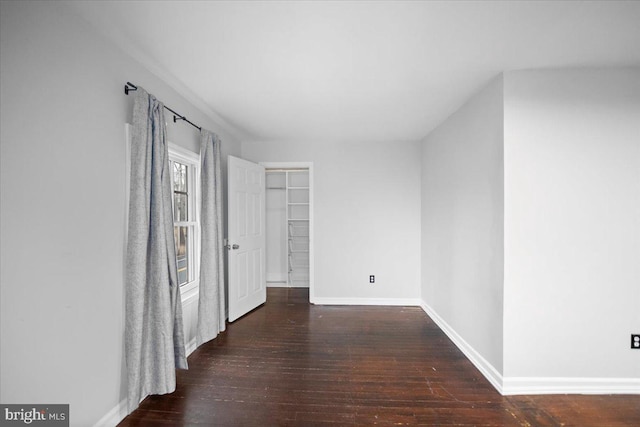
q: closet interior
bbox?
[265,169,310,288]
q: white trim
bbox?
[115,124,130,427]
[502,377,640,395]
[105,125,131,427]
[93,399,128,427]
[168,143,201,297]
[180,283,200,305]
[124,124,131,245]
[167,142,199,165]
[419,299,505,394]
[185,337,198,357]
[313,297,421,306]
[267,283,309,288]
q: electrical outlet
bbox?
[369,275,375,283]
[632,335,640,349]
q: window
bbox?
[168,144,200,295]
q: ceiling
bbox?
[66,1,640,144]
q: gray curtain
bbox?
[125,87,188,413]
[196,130,226,346]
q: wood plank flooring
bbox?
[119,288,640,426]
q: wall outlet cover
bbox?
[632,334,640,349]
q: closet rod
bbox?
[124,82,202,132]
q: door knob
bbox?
[232,244,240,250]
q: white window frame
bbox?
[168,143,201,301]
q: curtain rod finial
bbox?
[124,82,138,95]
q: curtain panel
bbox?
[125,87,188,413]
[196,130,226,345]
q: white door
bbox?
[227,156,266,322]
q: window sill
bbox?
[180,281,199,304]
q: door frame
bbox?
[260,162,315,303]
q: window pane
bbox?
[172,161,189,221]
[173,162,188,193]
[174,193,188,222]
[174,226,189,286]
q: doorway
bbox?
[261,162,314,302]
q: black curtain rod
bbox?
[124,82,202,132]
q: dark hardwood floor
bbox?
[119,288,640,426]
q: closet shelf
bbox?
[266,168,310,289]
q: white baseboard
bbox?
[502,377,640,395]
[95,337,198,427]
[93,399,128,427]
[419,300,504,394]
[419,299,640,396]
[312,297,421,306]
[186,337,197,357]
[267,282,309,288]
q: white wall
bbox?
[420,75,505,375]
[503,68,640,379]
[242,141,422,303]
[420,68,640,391]
[0,2,241,425]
